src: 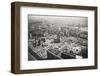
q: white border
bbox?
[20,6,95,70]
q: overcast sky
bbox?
[28,15,88,27]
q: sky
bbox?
[28,15,88,27]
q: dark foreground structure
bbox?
[28,47,76,61]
